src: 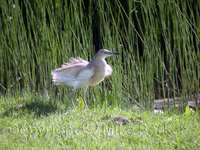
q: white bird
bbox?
[51,49,118,107]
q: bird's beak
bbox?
[111,51,119,55]
[105,50,119,55]
[110,48,119,55]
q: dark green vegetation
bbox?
[0,0,199,107]
[0,95,200,150]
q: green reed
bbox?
[0,0,199,108]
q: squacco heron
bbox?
[51,49,118,107]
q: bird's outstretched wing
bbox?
[51,57,94,89]
[61,57,89,68]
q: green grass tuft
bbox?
[0,95,200,150]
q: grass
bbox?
[0,94,200,150]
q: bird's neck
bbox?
[91,57,107,65]
[94,56,106,61]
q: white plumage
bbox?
[51,49,117,89]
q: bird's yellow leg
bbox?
[69,89,77,109]
[83,87,88,109]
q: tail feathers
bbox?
[51,70,77,86]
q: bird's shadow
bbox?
[1,100,58,118]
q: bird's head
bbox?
[95,49,119,59]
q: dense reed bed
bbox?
[0,0,199,107]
